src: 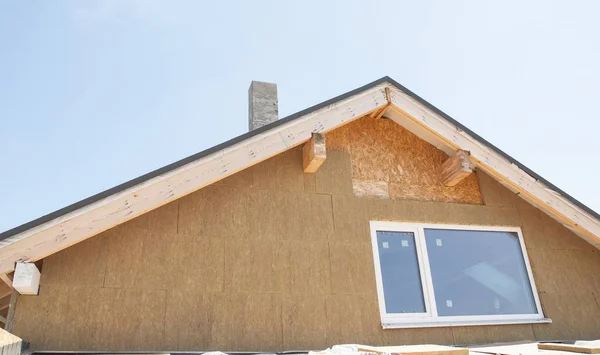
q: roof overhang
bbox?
[1,77,599,274]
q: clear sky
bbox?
[1,0,599,233]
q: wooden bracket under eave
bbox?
[442,150,475,186]
[369,87,392,119]
[303,133,326,173]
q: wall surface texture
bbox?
[11,118,600,351]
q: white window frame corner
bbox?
[369,221,551,329]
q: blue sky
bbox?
[1,1,599,233]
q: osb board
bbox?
[326,116,481,204]
[12,147,600,351]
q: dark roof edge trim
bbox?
[1,76,597,241]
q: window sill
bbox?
[382,317,552,329]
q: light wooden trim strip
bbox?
[302,133,326,173]
[0,84,389,274]
[538,343,600,354]
[389,87,600,245]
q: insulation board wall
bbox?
[10,123,600,351]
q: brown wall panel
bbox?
[12,129,600,351]
[282,293,328,350]
[41,233,109,287]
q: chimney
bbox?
[248,81,278,131]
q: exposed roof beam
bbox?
[302,133,326,173]
[441,150,475,187]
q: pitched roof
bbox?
[1,76,599,274]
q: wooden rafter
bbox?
[369,87,392,119]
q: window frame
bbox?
[369,221,550,328]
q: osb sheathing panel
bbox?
[326,116,481,204]
[12,138,600,351]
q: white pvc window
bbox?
[370,222,550,328]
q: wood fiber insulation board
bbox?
[331,194,520,244]
[253,149,306,193]
[533,291,600,341]
[206,292,283,352]
[358,344,467,355]
[383,327,455,350]
[526,248,600,294]
[223,238,284,293]
[279,240,331,294]
[214,164,254,188]
[13,285,166,351]
[282,293,328,350]
[329,241,378,295]
[164,289,210,351]
[326,116,481,204]
[538,343,600,354]
[39,233,109,287]
[117,200,179,234]
[325,293,389,346]
[315,151,354,195]
[104,228,224,291]
[451,324,536,346]
[13,144,600,350]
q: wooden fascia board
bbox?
[0,83,389,274]
[388,87,600,246]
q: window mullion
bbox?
[416,227,438,318]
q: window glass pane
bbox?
[376,231,426,314]
[424,229,537,317]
